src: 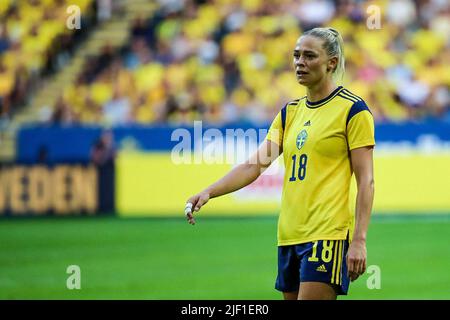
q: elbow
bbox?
[357,176,374,193]
[242,162,262,181]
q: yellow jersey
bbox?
[266,86,375,246]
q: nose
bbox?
[295,57,305,69]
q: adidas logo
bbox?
[316,264,327,272]
[304,120,311,126]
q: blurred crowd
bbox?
[3,0,450,126]
[0,0,96,119]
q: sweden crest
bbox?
[296,130,308,150]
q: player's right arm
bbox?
[185,138,282,225]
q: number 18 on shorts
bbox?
[275,239,350,295]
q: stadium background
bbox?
[0,0,449,299]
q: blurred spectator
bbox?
[50,97,76,124]
[0,60,13,116]
[90,129,116,212]
[198,36,220,64]
[131,16,148,39]
[37,145,49,164]
[90,129,116,166]
[97,0,112,21]
[296,0,336,30]
[387,0,417,27]
[124,38,152,69]
[0,25,11,54]
[398,76,431,117]
[426,85,449,118]
[93,44,115,78]
[103,86,131,125]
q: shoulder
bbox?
[280,96,306,130]
[283,96,306,111]
[337,88,372,125]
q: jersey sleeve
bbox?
[346,101,375,150]
[265,110,283,147]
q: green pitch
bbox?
[0,215,449,299]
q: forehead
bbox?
[294,35,325,52]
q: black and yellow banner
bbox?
[0,164,114,216]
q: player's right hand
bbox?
[185,192,210,225]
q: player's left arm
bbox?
[347,145,374,282]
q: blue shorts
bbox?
[275,239,350,295]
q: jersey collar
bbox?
[306,86,343,108]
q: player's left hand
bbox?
[346,239,367,282]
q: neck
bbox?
[306,80,338,102]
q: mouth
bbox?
[296,70,308,77]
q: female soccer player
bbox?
[185,27,375,300]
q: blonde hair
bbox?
[303,27,345,83]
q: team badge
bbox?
[296,130,308,150]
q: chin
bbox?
[297,78,309,86]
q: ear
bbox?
[328,56,338,72]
